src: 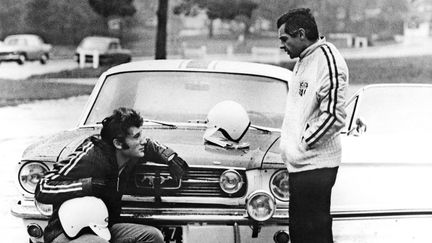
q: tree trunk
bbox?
[243,20,251,37]
[155,0,168,59]
[108,16,122,39]
[208,19,214,38]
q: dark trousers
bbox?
[288,167,338,243]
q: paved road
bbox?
[0,59,77,80]
[0,96,88,242]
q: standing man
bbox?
[277,8,348,243]
[35,107,189,243]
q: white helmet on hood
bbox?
[205,100,250,142]
[58,196,111,241]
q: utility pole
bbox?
[155,0,168,59]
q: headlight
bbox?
[219,169,243,194]
[270,169,289,201]
[246,190,276,221]
[35,200,53,216]
[18,162,48,194]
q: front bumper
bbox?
[121,206,289,225]
[11,199,50,220]
[0,53,20,62]
[12,199,289,243]
[11,199,289,224]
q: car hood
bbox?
[21,127,98,162]
[21,126,282,169]
[0,44,20,52]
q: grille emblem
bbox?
[136,173,181,189]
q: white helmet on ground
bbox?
[205,100,250,142]
[58,196,111,241]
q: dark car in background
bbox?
[74,36,132,66]
[0,34,52,65]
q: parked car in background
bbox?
[10,59,432,243]
[74,36,132,66]
[0,34,52,65]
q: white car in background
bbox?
[0,34,52,65]
[74,36,132,66]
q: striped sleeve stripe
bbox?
[304,45,339,146]
[40,186,83,194]
[305,113,335,145]
[320,45,339,115]
[307,116,336,147]
[39,179,83,193]
[324,44,339,114]
[41,181,82,189]
[58,142,94,176]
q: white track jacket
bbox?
[280,37,349,173]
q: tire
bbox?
[17,54,26,65]
[40,54,48,64]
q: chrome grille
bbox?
[127,163,247,198]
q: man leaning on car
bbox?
[277,8,349,243]
[35,107,189,243]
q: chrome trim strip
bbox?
[143,162,246,171]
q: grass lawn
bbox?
[279,55,432,84]
[0,79,93,107]
[1,55,431,107]
[28,66,111,79]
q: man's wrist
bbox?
[167,154,176,161]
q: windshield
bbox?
[85,71,288,128]
[351,85,432,135]
[79,38,110,51]
[4,37,26,45]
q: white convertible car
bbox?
[11,59,432,243]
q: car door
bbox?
[31,37,45,60]
[25,37,39,60]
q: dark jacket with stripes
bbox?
[280,36,349,173]
[35,136,176,242]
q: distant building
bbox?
[404,0,432,42]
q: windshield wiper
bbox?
[187,119,207,124]
[188,119,279,133]
[249,124,280,133]
[143,119,177,128]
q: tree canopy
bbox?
[174,0,258,37]
[24,0,106,44]
[174,0,257,20]
[88,0,136,18]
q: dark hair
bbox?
[100,107,143,147]
[276,8,319,41]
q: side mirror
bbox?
[348,117,367,136]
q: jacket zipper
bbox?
[117,167,125,192]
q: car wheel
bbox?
[17,54,26,65]
[40,54,48,64]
